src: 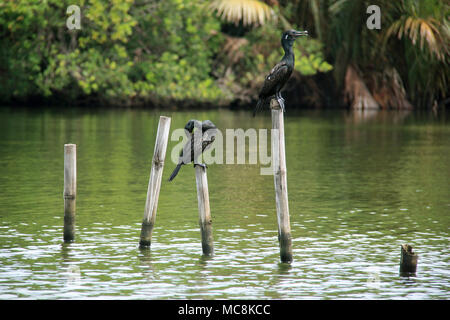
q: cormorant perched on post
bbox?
[168,120,217,181]
[253,30,308,116]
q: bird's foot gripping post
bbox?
[276,93,286,113]
[139,116,171,248]
[276,98,286,113]
[270,99,293,263]
[195,164,214,256]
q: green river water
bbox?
[0,106,448,299]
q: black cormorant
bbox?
[168,120,217,181]
[254,29,308,116]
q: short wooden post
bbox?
[270,99,293,263]
[139,116,171,248]
[195,165,214,256]
[63,144,76,242]
[400,244,418,276]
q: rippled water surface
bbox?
[0,107,448,299]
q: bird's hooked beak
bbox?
[293,30,308,38]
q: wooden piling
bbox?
[400,244,418,276]
[139,116,171,248]
[270,99,293,263]
[63,144,76,242]
[195,165,214,256]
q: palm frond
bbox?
[384,3,448,62]
[210,0,274,26]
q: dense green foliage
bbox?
[0,0,331,107]
[0,0,227,105]
[0,0,447,108]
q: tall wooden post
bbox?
[195,165,214,256]
[270,99,293,263]
[64,144,76,242]
[139,116,171,248]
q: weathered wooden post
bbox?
[139,116,171,248]
[63,144,76,242]
[270,99,293,263]
[400,244,418,276]
[195,165,214,256]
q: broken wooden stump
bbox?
[399,244,418,276]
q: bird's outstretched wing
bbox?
[258,62,289,98]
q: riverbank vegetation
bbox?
[0,0,448,109]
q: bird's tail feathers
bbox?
[168,164,182,181]
[253,98,264,117]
